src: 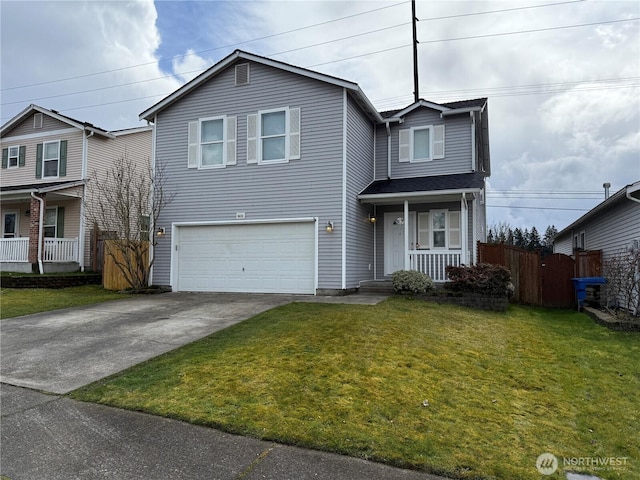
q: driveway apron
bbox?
[0,293,293,394]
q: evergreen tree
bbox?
[513,228,525,248]
[543,225,558,248]
[487,228,495,244]
[528,226,542,250]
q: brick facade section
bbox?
[28,193,45,265]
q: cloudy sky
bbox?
[1,0,638,233]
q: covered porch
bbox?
[0,181,85,273]
[358,173,485,282]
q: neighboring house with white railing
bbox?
[1,105,151,273]
[141,50,491,294]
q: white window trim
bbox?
[198,116,227,170]
[416,209,462,250]
[410,126,433,163]
[430,209,448,249]
[8,145,19,169]
[44,206,58,238]
[43,140,60,178]
[258,107,290,165]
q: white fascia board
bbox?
[389,100,451,119]
[139,50,366,121]
[358,187,482,202]
[39,180,86,193]
[111,126,153,136]
[441,106,484,117]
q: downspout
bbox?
[31,191,44,274]
[78,130,94,272]
[386,121,392,179]
[470,111,476,172]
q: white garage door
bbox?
[175,222,316,294]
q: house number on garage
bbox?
[236,212,246,219]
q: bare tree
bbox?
[603,247,640,318]
[84,155,174,290]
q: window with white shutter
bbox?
[418,212,430,249]
[248,107,301,165]
[399,125,445,162]
[448,211,461,248]
[187,116,235,169]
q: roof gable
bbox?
[1,104,113,138]
[139,50,382,123]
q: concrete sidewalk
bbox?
[1,383,448,480]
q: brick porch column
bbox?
[28,193,45,271]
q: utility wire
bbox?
[488,205,591,211]
[0,1,409,92]
[0,0,588,92]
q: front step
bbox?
[358,280,395,295]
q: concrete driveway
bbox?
[0,293,296,394]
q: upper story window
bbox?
[36,140,67,179]
[8,146,19,168]
[43,141,60,177]
[399,125,445,163]
[187,116,237,169]
[261,109,286,162]
[200,117,225,168]
[247,107,300,165]
[1,145,25,169]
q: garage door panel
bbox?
[176,222,315,294]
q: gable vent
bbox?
[235,63,250,86]
[34,113,43,129]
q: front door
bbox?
[384,211,415,275]
[3,212,17,238]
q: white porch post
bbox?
[404,200,409,270]
[461,193,468,265]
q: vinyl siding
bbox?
[375,109,473,180]
[152,60,345,289]
[345,93,375,287]
[554,199,640,258]
[83,130,152,268]
[1,130,84,186]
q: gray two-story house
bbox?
[140,50,490,294]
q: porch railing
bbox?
[43,238,79,262]
[409,250,462,282]
[0,237,79,263]
[0,238,29,262]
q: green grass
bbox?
[0,285,130,319]
[69,297,639,479]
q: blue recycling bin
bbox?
[571,277,607,310]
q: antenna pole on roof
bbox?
[412,0,419,103]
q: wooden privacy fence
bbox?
[103,240,149,290]
[477,243,602,308]
[478,243,541,305]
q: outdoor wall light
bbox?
[393,217,404,225]
[325,221,334,233]
[156,227,166,237]
[368,214,377,224]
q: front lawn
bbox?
[70,298,639,479]
[0,285,130,319]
